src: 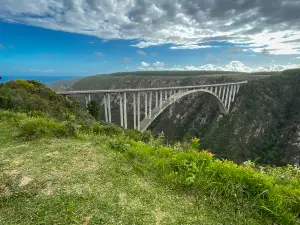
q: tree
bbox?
[87,100,100,120]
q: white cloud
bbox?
[170,45,217,50]
[94,52,104,57]
[153,61,164,67]
[1,0,299,55]
[140,62,150,67]
[132,41,162,48]
[137,50,147,56]
[30,69,55,73]
[138,61,300,72]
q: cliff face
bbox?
[71,71,300,165]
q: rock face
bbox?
[71,71,300,166]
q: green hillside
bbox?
[0,79,93,122]
[0,79,300,224]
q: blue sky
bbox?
[0,0,300,78]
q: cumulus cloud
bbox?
[94,52,104,57]
[138,61,300,72]
[170,45,217,50]
[1,0,299,54]
[140,62,150,67]
[137,50,147,56]
[153,61,164,67]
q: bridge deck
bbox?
[58,81,248,95]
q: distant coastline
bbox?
[0,76,83,84]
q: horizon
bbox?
[0,0,300,81]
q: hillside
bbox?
[0,79,93,122]
[70,70,300,166]
[0,79,300,224]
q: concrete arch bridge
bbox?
[58,81,248,131]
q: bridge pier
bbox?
[107,93,111,123]
[227,85,233,111]
[149,91,152,119]
[123,92,127,129]
[119,94,124,127]
[145,92,148,119]
[137,92,141,131]
[160,90,163,108]
[103,94,108,122]
[133,93,136,129]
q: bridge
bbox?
[58,81,248,131]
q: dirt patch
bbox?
[45,151,59,157]
[41,186,54,196]
[19,176,33,187]
[83,216,92,225]
[153,208,167,225]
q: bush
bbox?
[87,100,100,120]
[0,110,27,123]
[0,79,93,123]
[0,96,13,110]
[108,137,131,153]
[16,79,34,89]
[91,122,154,142]
[17,117,79,139]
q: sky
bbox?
[0,0,300,78]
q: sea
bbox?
[0,76,83,84]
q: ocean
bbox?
[0,76,83,84]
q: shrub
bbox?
[108,137,131,153]
[190,137,200,150]
[141,130,152,143]
[27,111,46,118]
[17,117,79,139]
[26,80,44,87]
[87,100,100,120]
[0,96,13,110]
[16,79,34,89]
[91,122,153,142]
[0,110,27,123]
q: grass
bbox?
[0,121,276,225]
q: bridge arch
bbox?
[139,88,227,131]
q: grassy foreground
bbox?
[0,122,266,224]
[0,111,300,224]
